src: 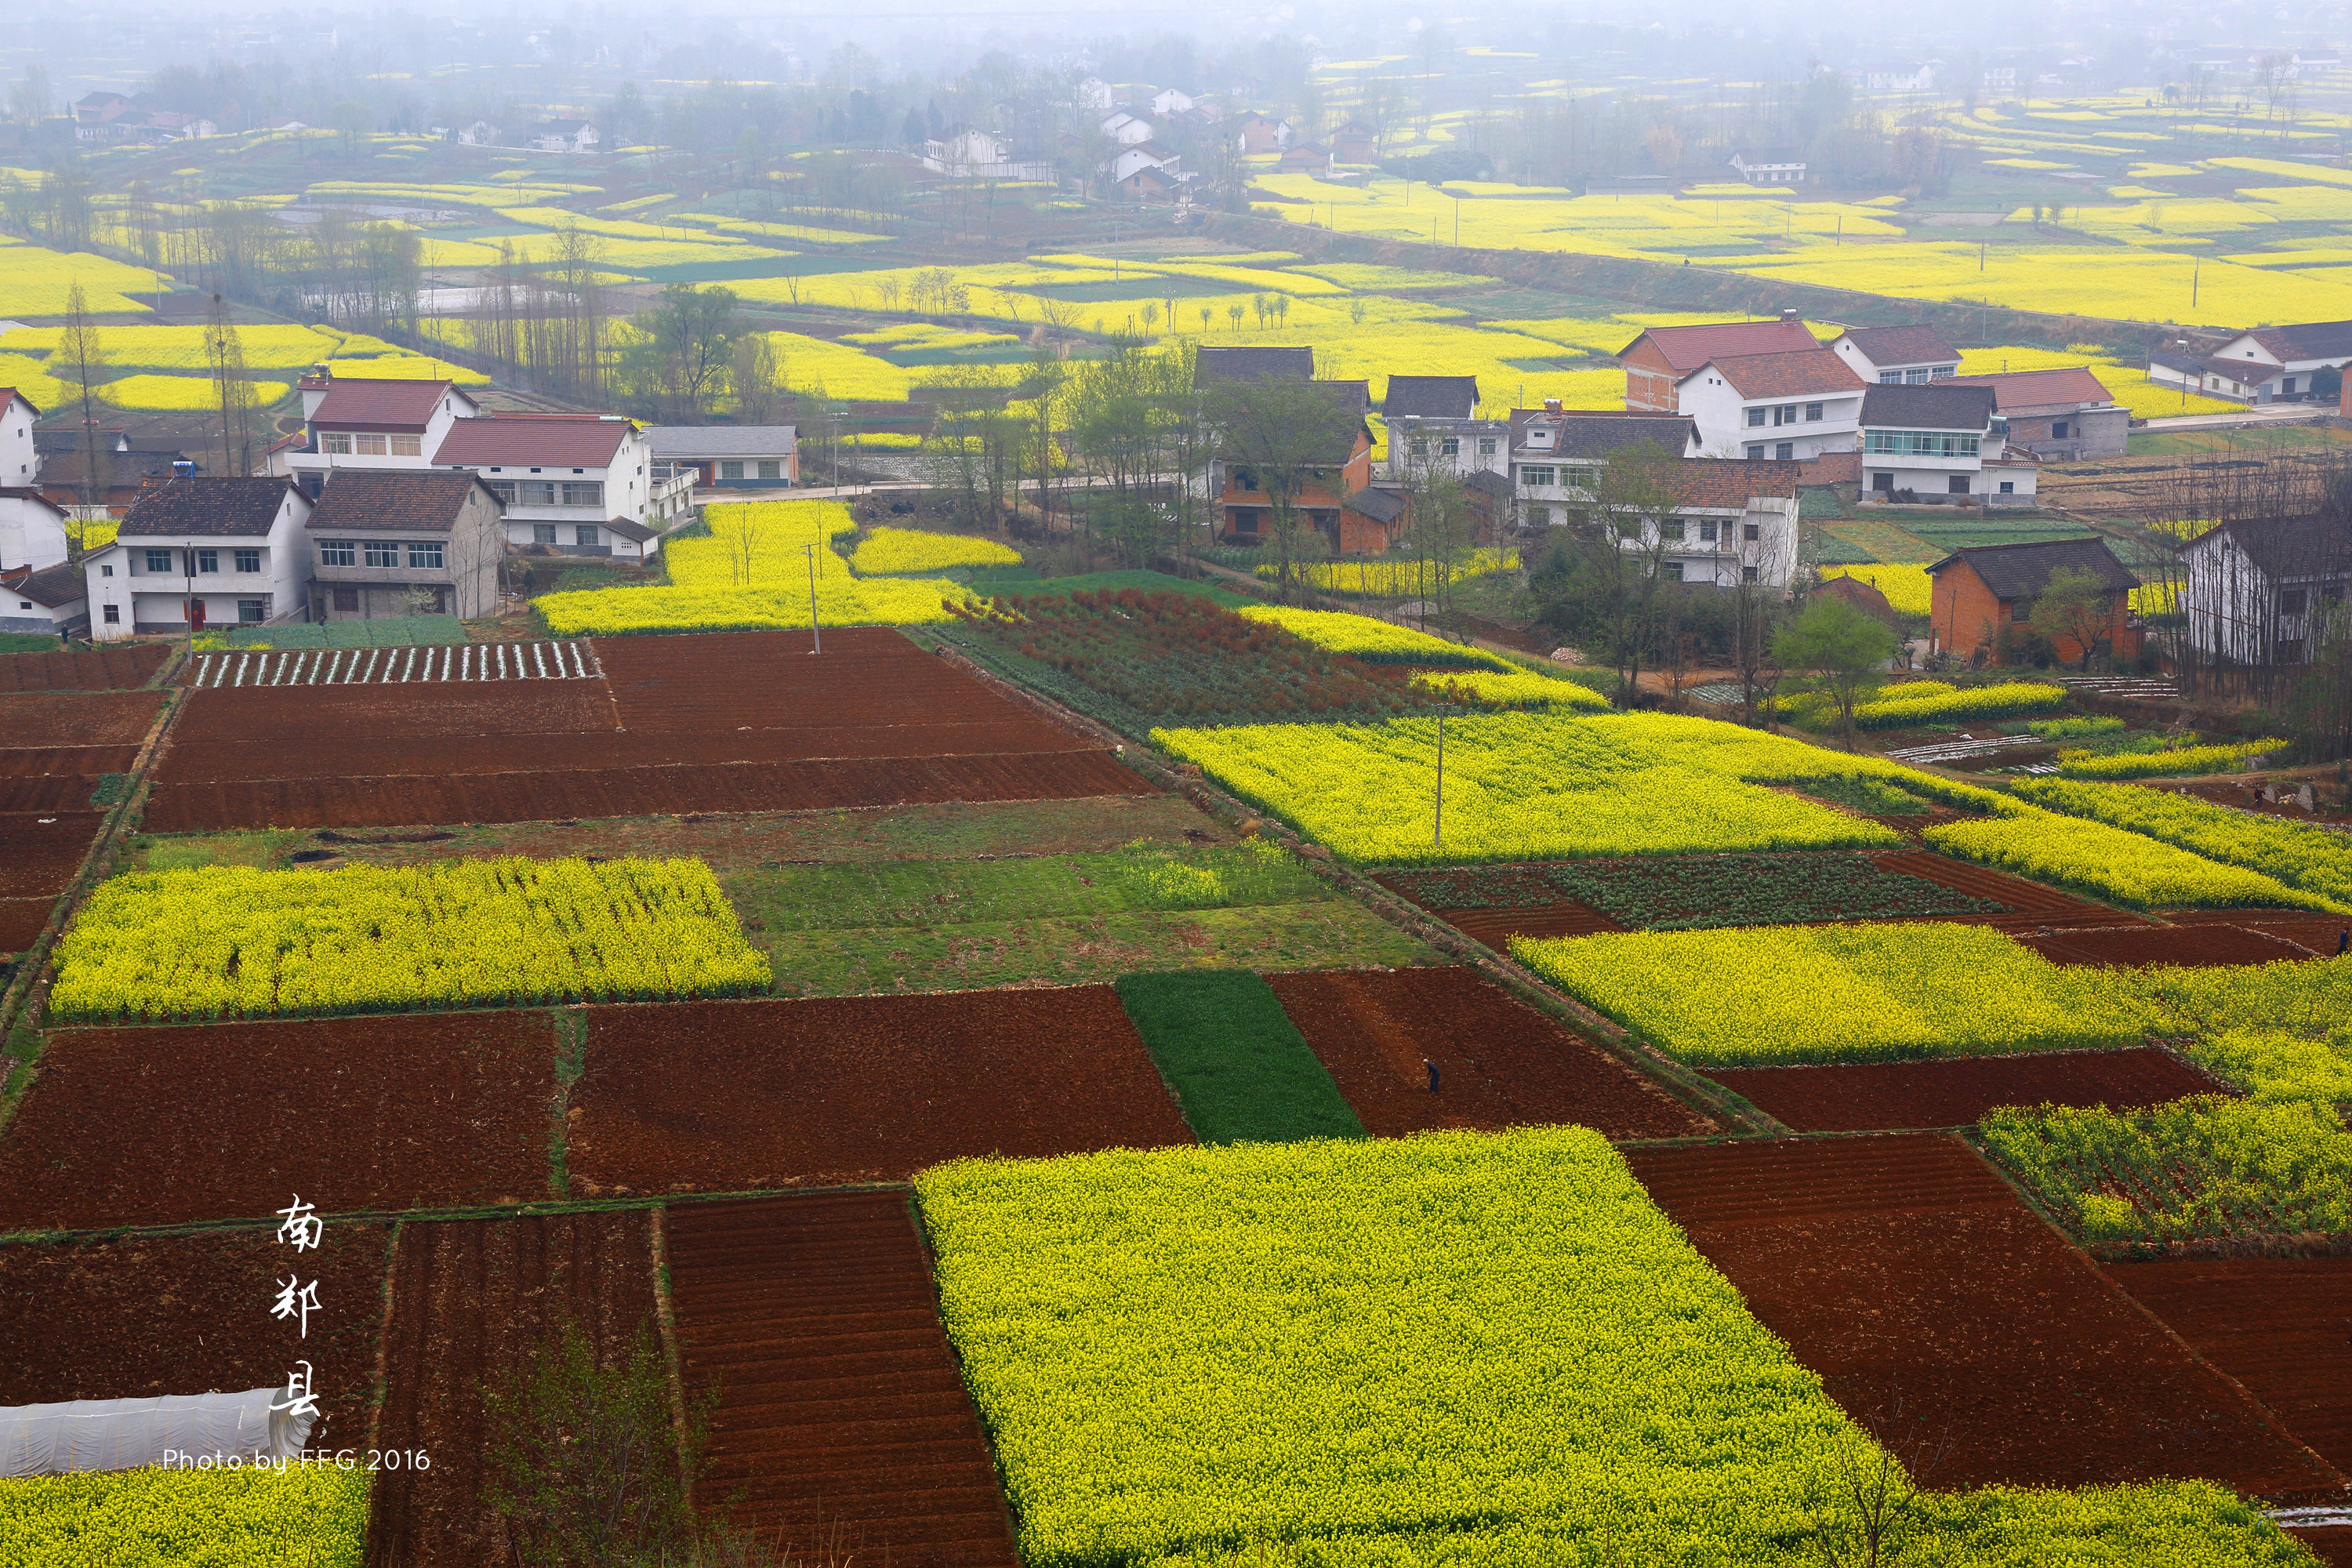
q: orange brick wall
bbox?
[1933,559,2135,662]
[1621,339,1680,412]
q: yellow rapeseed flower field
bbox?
[1,1461,368,1567]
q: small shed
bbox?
[1927,537,2139,662]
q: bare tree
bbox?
[202,293,259,477]
[1202,377,1362,604]
[1801,1393,1951,1568]
[56,282,107,543]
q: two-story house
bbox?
[84,477,314,639]
[1943,367,2128,459]
[531,119,599,154]
[307,470,506,622]
[1229,111,1292,154]
[1827,325,1962,385]
[1618,313,1820,412]
[1679,352,1868,461]
[2180,515,2352,667]
[1928,538,2140,662]
[434,413,666,561]
[0,488,69,572]
[1859,384,2039,505]
[1508,408,1700,527]
[2153,320,2352,405]
[1,388,38,488]
[1529,443,1802,590]
[1381,376,1508,482]
[280,376,483,495]
[1214,397,1379,551]
[1729,150,1806,186]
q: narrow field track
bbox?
[665,1192,1021,1568]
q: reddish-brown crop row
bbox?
[0,643,169,692]
[1707,1047,2223,1134]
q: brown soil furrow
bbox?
[2019,924,2324,967]
[366,1211,659,1568]
[665,1191,1020,1568]
[568,989,1192,1195]
[0,688,169,747]
[0,1011,557,1232]
[0,743,139,778]
[1706,1048,2226,1134]
[1624,1134,2342,1495]
[0,643,169,692]
[1267,966,1711,1140]
[1873,850,2153,924]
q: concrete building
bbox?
[307,470,506,622]
[1942,367,2128,459]
[0,388,39,487]
[2152,320,2352,405]
[1858,384,2038,506]
[642,426,797,488]
[1828,325,1962,384]
[434,413,673,561]
[85,477,314,639]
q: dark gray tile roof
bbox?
[10,562,85,608]
[1194,347,1313,387]
[120,478,300,538]
[642,425,799,456]
[1860,384,1995,430]
[2185,515,2352,577]
[1837,325,1960,366]
[1929,538,2139,598]
[1384,376,1479,419]
[307,470,498,532]
[1510,412,1697,459]
[1343,486,1405,523]
[2253,320,2352,361]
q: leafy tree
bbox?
[2028,565,2118,670]
[625,285,742,422]
[1775,595,1898,748]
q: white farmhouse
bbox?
[1673,353,1867,461]
[1859,384,2038,506]
[1826,325,1962,385]
[434,413,670,561]
[281,376,483,494]
[85,477,314,639]
[0,387,39,486]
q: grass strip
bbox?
[1114,970,1367,1144]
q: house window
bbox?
[720,460,744,479]
[561,481,602,506]
[1742,565,1760,583]
[2278,637,2307,663]
[485,481,516,503]
[332,587,359,612]
[1744,523,1761,541]
[1519,466,1555,488]
[533,524,557,545]
[320,540,355,566]
[1998,481,2015,495]
[392,435,422,457]
[1745,444,1765,459]
[1407,437,1428,456]
[101,564,113,576]
[195,549,218,574]
[103,604,119,623]
[1805,403,1823,421]
[365,542,400,568]
[1948,476,1969,494]
[355,434,388,456]
[1439,437,1459,457]
[2278,588,2309,615]
[1561,466,1593,488]
[1775,443,1794,461]
[758,459,782,479]
[1878,372,1900,385]
[1699,520,1719,543]
[576,525,601,547]
[1476,437,1497,456]
[145,549,172,573]
[319,432,352,454]
[517,481,558,506]
[1873,473,1894,492]
[1661,561,1684,582]
[1746,408,1767,427]
[237,598,266,623]
[1904,368,1931,384]
[234,549,261,572]
[408,542,445,569]
[1661,518,1686,541]
[2011,599,2033,623]
[2052,420,2070,438]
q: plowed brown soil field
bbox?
[1708,1048,2225,1133]
[0,1011,557,1232]
[168,679,619,741]
[365,1210,658,1568]
[2019,923,2324,967]
[0,809,104,897]
[0,896,50,951]
[0,1222,390,1454]
[1622,1133,2340,1495]
[2107,1258,2352,1475]
[2162,909,2352,956]
[0,688,166,747]
[1874,851,2154,931]
[568,989,1192,1192]
[0,643,169,691]
[1266,967,1712,1139]
[0,742,137,777]
[665,1192,1019,1568]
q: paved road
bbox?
[2140,405,2336,432]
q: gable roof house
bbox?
[1382,376,1507,483]
[1942,367,2126,459]
[1,388,41,488]
[1828,325,1962,384]
[0,488,71,573]
[1617,312,1820,412]
[1522,442,1802,589]
[1,561,89,636]
[1229,111,1292,154]
[1331,122,1379,164]
[2179,515,2352,667]
[1277,143,1333,176]
[306,470,506,622]
[1683,350,1869,462]
[2157,321,2352,405]
[280,376,482,492]
[85,477,314,640]
[1927,538,2141,663]
[1729,149,1806,186]
[433,413,666,561]
[530,119,599,154]
[1194,346,1314,388]
[643,425,797,492]
[1858,383,2037,506]
[1211,383,1378,551]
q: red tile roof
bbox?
[1942,367,2115,409]
[431,413,636,470]
[0,387,39,417]
[1831,325,1960,367]
[1711,350,1868,399]
[310,379,474,430]
[1618,318,1819,372]
[1658,457,1802,509]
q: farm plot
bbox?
[2017,922,2325,967]
[366,1210,659,1568]
[665,1193,1021,1568]
[0,1010,557,1232]
[2107,1259,2352,1476]
[1620,1133,2340,1496]
[0,643,169,691]
[0,1223,390,1457]
[0,689,165,952]
[567,989,1193,1193]
[1707,1047,2225,1134]
[1265,966,1715,1139]
[145,626,1145,832]
[0,689,168,747]
[187,640,600,687]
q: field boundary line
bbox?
[0,680,186,1114]
[915,628,1777,1139]
[1958,1125,2352,1499]
[366,1220,401,1457]
[647,1203,690,1474]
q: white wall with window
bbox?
[83,492,314,641]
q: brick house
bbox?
[1214,407,1376,549]
[307,470,506,622]
[1927,538,2140,662]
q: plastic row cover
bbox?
[0,1388,317,1478]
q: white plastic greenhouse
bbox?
[0,1388,317,1478]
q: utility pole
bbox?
[804,543,822,654]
